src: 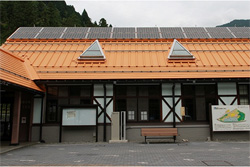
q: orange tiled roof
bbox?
[0,47,43,92]
[1,27,250,81]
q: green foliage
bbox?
[217,19,250,27]
[0,0,111,45]
[99,18,108,27]
[82,9,93,27]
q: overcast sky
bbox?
[65,0,250,27]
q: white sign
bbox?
[62,108,96,126]
[212,105,250,131]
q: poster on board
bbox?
[212,105,250,131]
[62,108,96,126]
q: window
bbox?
[128,111,135,120]
[78,40,106,60]
[239,85,249,105]
[46,85,93,123]
[168,39,195,60]
[182,84,217,121]
[115,85,161,122]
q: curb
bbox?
[0,142,38,154]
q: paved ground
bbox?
[0,141,249,166]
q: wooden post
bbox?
[209,103,213,141]
[172,83,176,142]
[11,91,21,145]
[103,84,107,142]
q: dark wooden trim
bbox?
[230,96,238,105]
[162,97,172,110]
[103,84,106,142]
[209,103,213,141]
[218,97,226,105]
[97,98,113,118]
[162,97,181,122]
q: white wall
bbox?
[218,83,238,105]
[162,83,181,122]
[94,84,113,123]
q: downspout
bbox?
[103,84,107,142]
[172,83,176,128]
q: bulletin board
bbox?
[62,108,96,126]
[59,105,98,142]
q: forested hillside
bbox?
[0,1,112,44]
[217,19,250,27]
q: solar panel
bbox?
[160,27,183,33]
[65,27,89,33]
[160,27,185,38]
[183,27,206,33]
[113,27,135,33]
[89,27,112,33]
[112,27,136,38]
[36,33,62,39]
[183,27,210,38]
[41,27,65,33]
[61,33,87,39]
[9,33,38,39]
[9,27,43,39]
[228,27,250,38]
[112,33,136,38]
[232,32,250,38]
[206,27,234,38]
[8,27,250,40]
[87,27,112,39]
[62,27,89,39]
[137,27,160,38]
[87,33,111,39]
[228,27,250,33]
[16,27,42,33]
[35,27,65,39]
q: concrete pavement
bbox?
[0,141,249,166]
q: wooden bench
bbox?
[141,128,178,143]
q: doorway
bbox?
[0,103,13,141]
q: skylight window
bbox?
[168,39,195,60]
[78,39,105,60]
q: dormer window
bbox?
[78,39,105,60]
[168,39,195,60]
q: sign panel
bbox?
[212,105,250,131]
[62,108,96,126]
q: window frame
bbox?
[238,84,250,105]
[114,85,162,123]
[46,85,93,123]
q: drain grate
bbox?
[202,160,233,166]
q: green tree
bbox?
[62,13,82,27]
[93,21,99,27]
[82,9,92,26]
[47,2,61,26]
[99,18,108,27]
[36,2,50,26]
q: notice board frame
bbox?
[59,105,98,142]
[209,104,250,141]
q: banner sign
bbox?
[212,105,250,131]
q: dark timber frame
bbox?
[34,78,249,142]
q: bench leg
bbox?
[145,136,147,144]
[174,136,176,143]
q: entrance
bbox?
[19,94,32,142]
[0,103,12,141]
[182,84,217,121]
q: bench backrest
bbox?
[141,128,178,136]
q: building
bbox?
[0,27,249,144]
